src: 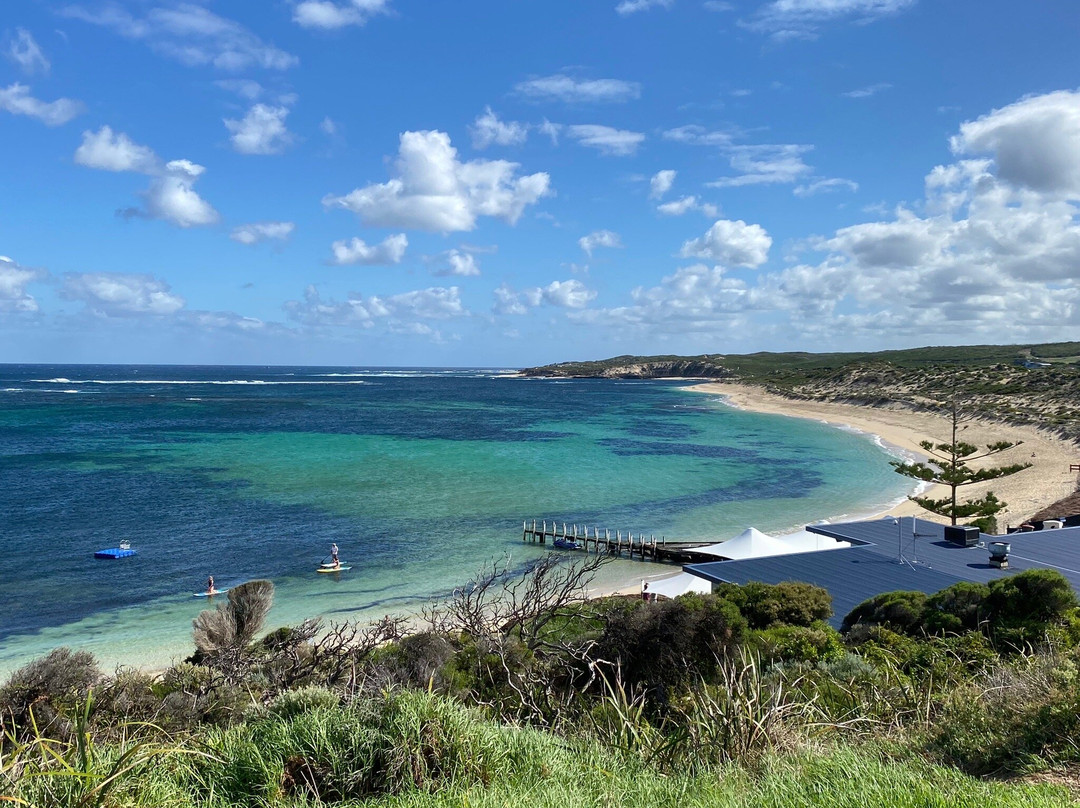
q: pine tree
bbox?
[891,400,1033,528]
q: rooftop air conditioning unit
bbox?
[945,524,980,547]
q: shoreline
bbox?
[684,381,1077,527]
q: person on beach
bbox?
[206,575,216,595]
[330,543,340,568]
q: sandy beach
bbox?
[685,382,1078,530]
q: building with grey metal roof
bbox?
[685,517,1080,628]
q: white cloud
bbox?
[574,264,750,334]
[951,89,1080,197]
[0,83,82,126]
[231,221,295,245]
[793,177,859,196]
[649,169,677,199]
[708,144,814,187]
[293,0,391,29]
[843,82,892,99]
[140,160,220,228]
[470,106,528,149]
[745,0,917,40]
[320,116,338,135]
[567,124,644,156]
[60,272,185,316]
[74,128,219,228]
[8,29,49,74]
[328,233,408,265]
[514,74,641,103]
[579,229,624,256]
[75,126,159,172]
[703,1,735,10]
[680,219,772,267]
[663,124,734,147]
[434,249,481,277]
[539,119,563,144]
[657,195,719,217]
[493,279,597,313]
[225,104,295,155]
[323,130,550,232]
[0,255,44,313]
[61,3,297,70]
[616,0,674,14]
[285,284,467,329]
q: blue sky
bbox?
[3,0,1080,366]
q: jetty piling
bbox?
[521,519,703,563]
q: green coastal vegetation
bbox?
[5,557,1080,806]
[522,341,1080,443]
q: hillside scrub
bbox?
[5,557,1080,805]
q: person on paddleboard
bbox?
[330,543,340,568]
[206,575,216,595]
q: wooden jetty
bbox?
[521,519,712,563]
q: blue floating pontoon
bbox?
[94,544,136,559]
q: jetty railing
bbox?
[522,519,681,560]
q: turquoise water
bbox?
[0,366,912,674]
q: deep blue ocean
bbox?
[0,365,912,673]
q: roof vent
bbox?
[988,541,1010,569]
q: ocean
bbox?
[0,365,913,674]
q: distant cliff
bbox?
[521,343,1080,444]
[520,355,732,379]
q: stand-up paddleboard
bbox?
[193,589,229,598]
[317,565,351,573]
[320,561,347,568]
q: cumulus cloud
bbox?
[8,29,49,74]
[514,74,641,103]
[433,249,481,277]
[649,169,676,199]
[285,284,467,331]
[75,125,159,172]
[616,0,674,14]
[708,144,814,187]
[579,229,624,256]
[470,107,528,149]
[680,219,772,267]
[293,0,391,29]
[657,195,719,217]
[323,130,550,232]
[231,221,295,245]
[75,127,219,228]
[61,3,297,70]
[225,104,295,155]
[950,89,1080,197]
[60,272,186,316]
[744,0,916,40]
[567,124,644,156]
[0,255,45,312]
[328,233,408,265]
[493,279,596,314]
[0,83,82,126]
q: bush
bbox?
[0,648,101,739]
[752,622,845,665]
[922,582,990,634]
[842,591,928,634]
[595,593,746,703]
[986,569,1078,635]
[715,581,832,629]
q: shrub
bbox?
[193,580,275,658]
[715,581,832,629]
[595,593,746,704]
[922,582,990,634]
[752,622,845,665]
[269,686,340,719]
[0,648,101,740]
[842,591,928,634]
[986,569,1078,633]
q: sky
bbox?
[2,0,1080,367]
